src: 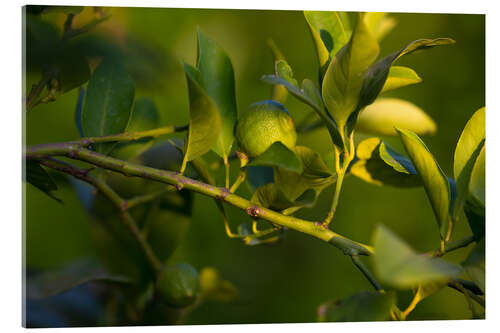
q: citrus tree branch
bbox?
[26,142,373,256]
[36,157,164,273]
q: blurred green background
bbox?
[25,7,485,323]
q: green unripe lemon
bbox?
[236,100,297,157]
[156,263,201,308]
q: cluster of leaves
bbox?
[25,7,485,325]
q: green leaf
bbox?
[303,11,351,75]
[251,183,298,211]
[274,146,336,203]
[248,142,302,173]
[267,39,288,103]
[74,87,85,137]
[372,225,462,289]
[322,13,380,140]
[82,58,135,154]
[317,291,395,322]
[351,138,421,187]
[469,145,485,208]
[462,239,485,293]
[181,63,222,173]
[27,257,132,299]
[364,12,397,41]
[396,128,452,240]
[25,160,61,203]
[356,98,436,136]
[197,30,237,159]
[357,38,455,116]
[381,66,422,94]
[454,107,485,218]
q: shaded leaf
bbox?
[462,239,485,293]
[351,138,421,187]
[197,30,237,159]
[181,63,222,173]
[27,257,132,300]
[200,267,238,303]
[82,58,135,154]
[248,142,302,173]
[43,46,90,94]
[372,225,462,289]
[317,291,395,322]
[274,146,336,203]
[246,166,274,193]
[453,107,485,218]
[251,183,296,211]
[25,160,61,203]
[267,39,288,103]
[356,98,436,136]
[74,87,85,137]
[358,38,455,116]
[364,12,397,41]
[322,13,380,140]
[397,128,452,240]
[381,66,422,94]
[303,11,351,76]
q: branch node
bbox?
[246,206,261,217]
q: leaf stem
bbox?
[26,142,373,256]
[431,235,475,257]
[350,255,384,292]
[37,158,163,273]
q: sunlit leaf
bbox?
[372,225,462,289]
[453,107,485,220]
[274,146,336,203]
[397,128,452,240]
[248,142,302,173]
[322,13,380,140]
[27,257,132,299]
[82,58,135,154]
[267,39,288,103]
[317,291,395,322]
[462,239,485,293]
[25,160,61,203]
[364,12,397,41]
[197,30,237,159]
[351,138,421,187]
[304,11,351,75]
[181,63,222,173]
[356,98,436,136]
[381,66,422,94]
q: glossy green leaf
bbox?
[267,39,288,103]
[126,97,160,133]
[251,183,296,211]
[197,30,237,159]
[322,13,380,139]
[27,257,132,299]
[317,291,395,322]
[453,107,485,218]
[351,138,421,187]
[462,239,485,293]
[82,58,135,154]
[372,225,462,289]
[274,146,336,203]
[248,142,302,173]
[25,160,61,202]
[304,11,351,75]
[181,63,222,173]
[397,128,452,239]
[357,38,455,116]
[381,66,422,94]
[469,146,485,207]
[364,12,397,41]
[356,98,436,136]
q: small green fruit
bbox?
[156,263,201,308]
[235,100,296,158]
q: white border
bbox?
[2,0,498,332]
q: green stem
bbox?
[350,255,384,292]
[229,167,247,193]
[322,169,346,227]
[431,235,475,257]
[37,158,163,273]
[26,143,373,256]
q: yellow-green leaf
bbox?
[267,39,288,103]
[356,98,436,136]
[373,225,462,289]
[469,145,485,208]
[248,142,302,173]
[396,128,452,240]
[381,66,422,94]
[181,63,222,173]
[364,12,397,41]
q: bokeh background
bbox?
[25,6,485,324]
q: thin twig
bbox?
[350,255,384,292]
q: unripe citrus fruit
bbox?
[156,263,200,308]
[235,100,297,157]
